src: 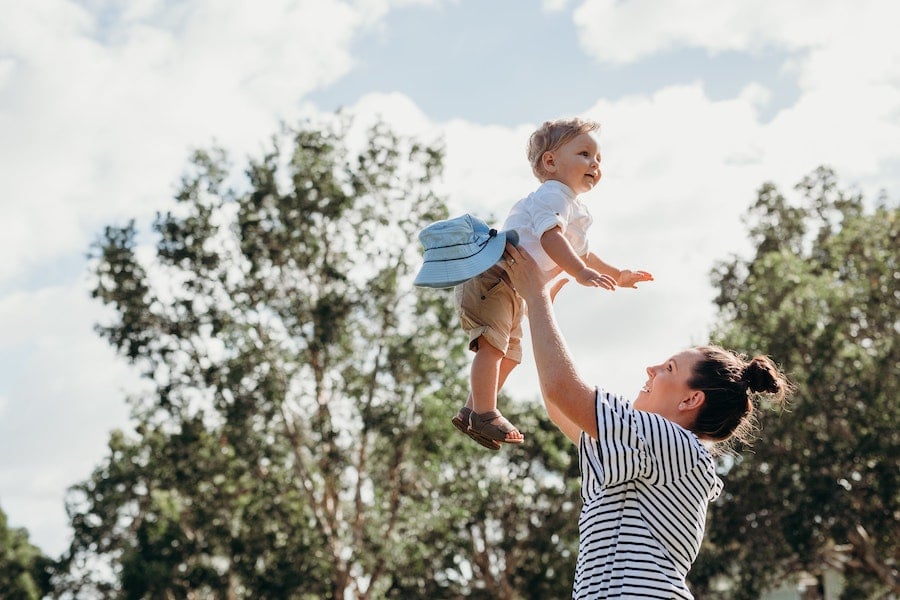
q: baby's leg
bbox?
[465,351,518,410]
[469,337,504,415]
[469,339,523,443]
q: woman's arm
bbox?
[503,244,599,440]
[545,400,583,445]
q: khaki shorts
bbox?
[455,265,526,363]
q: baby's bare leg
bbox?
[469,338,503,415]
[467,340,523,442]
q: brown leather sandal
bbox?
[452,406,501,450]
[468,409,524,445]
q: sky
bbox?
[1,0,899,558]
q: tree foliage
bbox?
[58,117,580,599]
[0,504,53,599]
[692,167,899,599]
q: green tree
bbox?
[692,167,899,599]
[0,504,53,599]
[58,117,580,599]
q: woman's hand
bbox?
[503,243,557,303]
[549,276,570,303]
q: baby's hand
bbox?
[576,267,616,290]
[617,270,654,289]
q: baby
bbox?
[452,117,653,449]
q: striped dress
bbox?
[574,389,724,599]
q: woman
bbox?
[503,244,790,599]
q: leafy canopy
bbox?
[692,167,899,599]
[59,117,581,599]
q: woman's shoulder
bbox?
[594,387,629,410]
[596,389,711,462]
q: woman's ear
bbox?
[681,390,705,411]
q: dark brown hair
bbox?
[688,345,791,445]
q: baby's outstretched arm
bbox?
[540,227,616,290]
[585,253,653,289]
[616,269,654,288]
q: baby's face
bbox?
[545,132,602,195]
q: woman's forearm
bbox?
[524,291,599,439]
[545,396,583,445]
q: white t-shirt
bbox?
[503,180,593,272]
[574,389,724,599]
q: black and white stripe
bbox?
[574,389,723,599]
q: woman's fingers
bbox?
[549,278,570,302]
[504,243,564,300]
[504,242,524,262]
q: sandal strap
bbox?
[471,409,501,422]
[469,409,521,442]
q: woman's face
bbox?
[633,349,703,421]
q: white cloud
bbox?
[441,120,538,217]
[571,1,894,66]
[343,93,538,223]
[0,0,406,556]
[346,91,442,142]
[0,0,367,285]
[571,0,900,197]
[0,280,142,555]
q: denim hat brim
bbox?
[413,215,518,289]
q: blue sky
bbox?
[1,0,899,558]
[310,1,801,124]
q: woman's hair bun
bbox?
[692,346,792,446]
[742,356,783,396]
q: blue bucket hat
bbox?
[413,214,519,289]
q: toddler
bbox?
[453,117,653,449]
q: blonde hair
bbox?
[527,117,601,180]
